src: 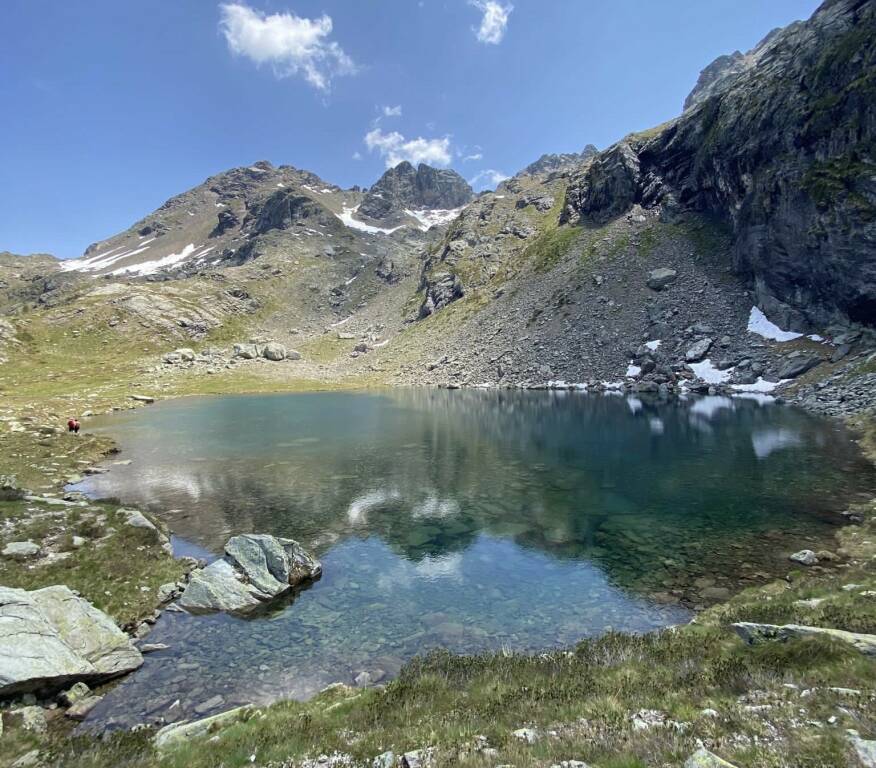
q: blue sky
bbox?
[1,0,821,259]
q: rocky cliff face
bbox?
[563,0,876,327]
[358,162,473,222]
[517,145,598,178]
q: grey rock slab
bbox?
[790,549,818,566]
[224,534,290,596]
[0,585,142,696]
[153,705,252,751]
[262,342,287,361]
[849,731,876,767]
[65,694,102,721]
[2,541,40,560]
[732,622,876,656]
[684,748,738,767]
[778,354,822,379]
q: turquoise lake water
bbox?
[73,389,875,730]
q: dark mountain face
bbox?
[358,162,474,221]
[562,0,876,327]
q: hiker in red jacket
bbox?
[67,418,80,434]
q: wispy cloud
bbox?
[462,152,483,162]
[219,2,355,91]
[365,128,453,168]
[469,168,509,189]
[469,1,513,44]
[382,105,403,118]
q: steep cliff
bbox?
[562,0,876,327]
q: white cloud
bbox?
[365,128,453,168]
[219,3,355,91]
[470,1,513,44]
[469,169,509,189]
[382,105,403,118]
[352,150,362,160]
[463,152,483,162]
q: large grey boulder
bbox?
[0,585,143,696]
[732,622,876,656]
[0,475,24,501]
[778,354,822,379]
[261,342,287,362]
[646,268,678,291]
[685,338,714,363]
[2,541,40,560]
[232,343,260,360]
[154,705,252,751]
[179,534,321,615]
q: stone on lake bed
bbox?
[0,585,143,697]
[789,549,818,566]
[179,534,321,615]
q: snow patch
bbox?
[625,362,641,378]
[111,243,212,276]
[404,207,464,231]
[731,377,787,394]
[645,340,661,351]
[688,359,732,384]
[747,306,803,342]
[336,205,405,235]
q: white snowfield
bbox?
[60,239,157,273]
[112,243,215,276]
[335,205,405,235]
[747,306,802,341]
[404,207,464,231]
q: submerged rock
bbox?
[179,534,321,614]
[789,549,818,566]
[0,585,143,697]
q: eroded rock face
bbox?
[0,585,143,697]
[562,0,876,326]
[179,534,321,614]
[418,273,464,319]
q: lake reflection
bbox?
[75,389,875,730]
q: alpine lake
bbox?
[71,389,876,731]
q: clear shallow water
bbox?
[73,390,875,730]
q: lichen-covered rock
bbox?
[0,585,143,697]
[179,534,321,615]
[684,748,738,767]
[261,342,287,361]
[153,705,252,750]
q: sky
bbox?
[1,0,822,259]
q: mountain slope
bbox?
[562,0,875,327]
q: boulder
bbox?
[790,549,818,566]
[0,475,25,501]
[778,354,822,379]
[179,534,321,614]
[0,585,143,697]
[646,268,678,290]
[262,342,287,361]
[732,622,876,656]
[685,338,713,363]
[65,694,102,721]
[849,731,876,768]
[2,541,40,560]
[232,343,260,360]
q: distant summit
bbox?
[358,162,473,223]
[518,145,598,178]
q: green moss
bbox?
[525,226,580,273]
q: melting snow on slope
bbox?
[336,205,404,235]
[687,359,732,384]
[645,340,661,351]
[111,243,214,276]
[60,239,157,273]
[625,362,641,378]
[747,306,803,342]
[731,377,787,393]
[404,207,464,231]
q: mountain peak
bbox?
[358,163,473,222]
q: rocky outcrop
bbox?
[518,145,598,178]
[359,162,473,222]
[418,273,464,319]
[562,0,876,327]
[732,621,876,655]
[0,585,143,696]
[179,534,321,614]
